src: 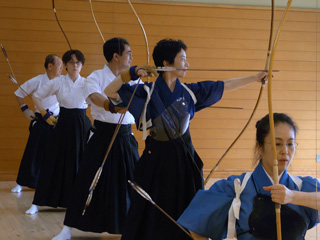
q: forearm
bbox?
[291,191,320,210]
[104,75,123,100]
[16,96,26,106]
[88,92,107,108]
[31,95,44,111]
[223,74,260,92]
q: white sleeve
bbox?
[14,76,41,98]
[85,72,102,98]
[33,78,60,100]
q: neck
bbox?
[47,71,57,80]
[163,72,177,92]
[68,72,79,82]
[108,62,122,77]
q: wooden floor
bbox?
[0,181,121,240]
[1,181,320,239]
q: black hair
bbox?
[44,54,59,69]
[254,113,298,163]
[152,39,187,68]
[62,50,85,65]
[256,113,297,147]
[103,37,130,62]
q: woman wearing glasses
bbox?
[178,113,320,240]
[26,50,91,215]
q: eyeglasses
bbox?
[122,51,132,57]
[265,142,298,151]
[67,61,81,65]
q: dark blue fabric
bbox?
[178,162,320,240]
[117,75,224,130]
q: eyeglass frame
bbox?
[264,141,298,151]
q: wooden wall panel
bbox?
[0,0,320,181]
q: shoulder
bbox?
[300,175,320,185]
[47,76,64,87]
[87,69,103,79]
[26,74,46,84]
[208,173,247,192]
[291,175,320,192]
[87,69,113,84]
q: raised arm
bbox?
[104,65,157,100]
[223,72,268,92]
[104,74,123,101]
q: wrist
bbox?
[104,99,116,113]
[129,66,139,80]
[20,104,29,112]
[120,66,139,83]
[40,109,51,120]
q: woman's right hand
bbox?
[263,184,293,204]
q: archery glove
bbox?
[20,104,36,120]
[120,65,158,83]
[104,99,126,114]
[40,109,57,126]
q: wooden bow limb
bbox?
[83,79,141,215]
[203,84,264,185]
[88,0,105,43]
[203,0,276,186]
[267,1,292,240]
[128,180,194,240]
[52,0,72,50]
[128,0,150,65]
[128,0,150,84]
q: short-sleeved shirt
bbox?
[33,74,88,109]
[14,73,59,115]
[85,65,137,124]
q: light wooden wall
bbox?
[0,0,319,180]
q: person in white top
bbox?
[52,38,139,240]
[26,50,91,215]
[12,54,62,193]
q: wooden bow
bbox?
[127,0,150,66]
[88,0,105,43]
[267,1,293,239]
[52,0,72,49]
[203,0,275,185]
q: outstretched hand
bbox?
[263,184,293,204]
[256,71,274,84]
